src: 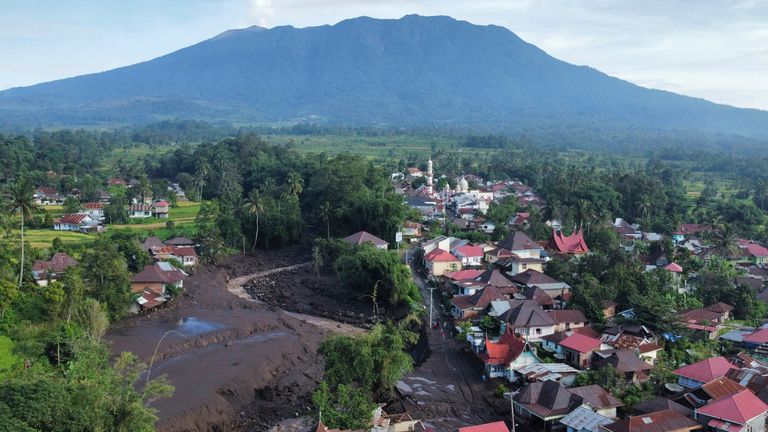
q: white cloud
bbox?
[249,0,275,27]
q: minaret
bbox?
[427,158,434,196]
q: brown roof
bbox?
[129,204,152,211]
[602,409,701,432]
[510,269,563,287]
[501,300,556,329]
[131,263,186,285]
[569,385,623,410]
[699,377,746,400]
[496,231,543,252]
[594,350,653,374]
[32,253,78,274]
[513,381,583,418]
[55,213,89,224]
[451,286,504,311]
[166,236,194,246]
[519,286,554,307]
[633,397,692,416]
[704,302,734,314]
[476,269,514,288]
[82,202,103,209]
[142,236,165,251]
[549,309,587,324]
[342,231,389,247]
[171,246,197,257]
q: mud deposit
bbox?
[107,245,356,432]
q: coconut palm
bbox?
[318,201,332,239]
[286,172,304,197]
[242,190,264,251]
[194,160,210,200]
[709,221,740,258]
[5,178,37,286]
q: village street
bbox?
[396,254,507,431]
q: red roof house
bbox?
[424,248,461,276]
[31,253,78,285]
[674,357,735,388]
[549,227,590,255]
[695,390,768,431]
[664,262,684,273]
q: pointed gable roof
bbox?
[497,231,543,252]
[569,385,623,410]
[451,286,505,311]
[673,356,734,383]
[509,269,563,287]
[481,327,528,365]
[549,227,590,255]
[519,286,554,307]
[342,230,389,248]
[142,236,165,251]
[476,269,514,288]
[594,350,653,375]
[697,390,768,424]
[514,381,583,418]
[458,421,510,432]
[501,300,556,329]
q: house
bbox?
[498,300,557,342]
[601,409,701,432]
[33,186,63,205]
[31,253,78,286]
[425,248,462,276]
[541,327,601,357]
[451,286,504,319]
[513,381,584,432]
[342,231,389,250]
[108,178,127,187]
[510,269,571,299]
[130,262,187,313]
[633,397,692,417]
[97,189,112,203]
[637,343,663,365]
[675,376,746,410]
[569,385,622,418]
[489,231,544,261]
[737,241,768,265]
[496,256,546,276]
[513,362,581,386]
[694,390,768,432]
[479,220,496,234]
[515,286,554,309]
[600,324,657,351]
[458,421,509,432]
[560,406,613,432]
[53,213,99,232]
[152,201,170,218]
[678,303,733,340]
[82,202,104,220]
[558,333,606,369]
[475,269,516,291]
[170,246,198,267]
[142,236,165,251]
[166,237,195,247]
[593,350,653,383]
[453,244,484,267]
[550,309,588,332]
[510,212,530,228]
[673,356,735,389]
[129,204,153,218]
[479,327,540,381]
[742,328,768,350]
[548,227,590,255]
[402,221,422,238]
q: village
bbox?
[19,157,768,432]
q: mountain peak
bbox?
[0,14,766,138]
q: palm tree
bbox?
[318,201,332,239]
[242,190,264,251]
[5,178,37,287]
[710,221,739,258]
[195,160,210,201]
[286,172,304,197]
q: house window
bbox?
[535,328,541,334]
[522,264,528,269]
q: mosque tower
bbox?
[427,158,434,196]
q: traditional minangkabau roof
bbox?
[673,356,735,383]
[480,327,527,365]
[549,227,590,255]
[696,389,768,425]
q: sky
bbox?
[1,0,766,110]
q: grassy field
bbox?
[0,336,19,376]
[15,229,92,249]
[18,201,201,249]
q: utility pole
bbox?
[510,389,518,432]
[428,286,436,327]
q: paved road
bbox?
[397,253,505,431]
